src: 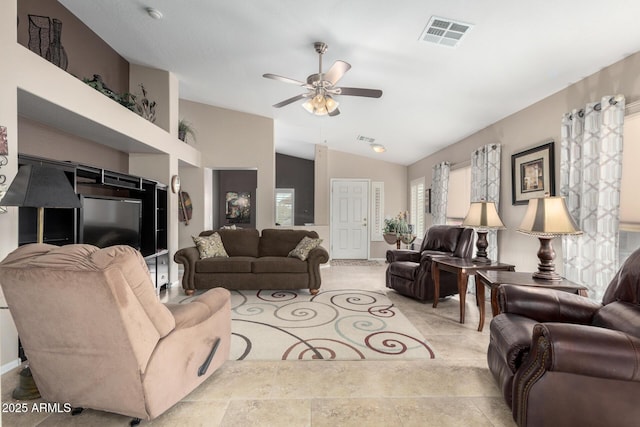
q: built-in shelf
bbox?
[17,154,169,291]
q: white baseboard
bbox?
[1,358,21,375]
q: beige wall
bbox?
[129,64,179,136]
[18,116,129,171]
[178,99,275,233]
[325,149,408,259]
[409,50,640,274]
[17,0,129,93]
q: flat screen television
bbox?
[79,195,142,250]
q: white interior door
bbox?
[331,180,369,259]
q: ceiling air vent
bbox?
[419,16,473,48]
[356,135,375,144]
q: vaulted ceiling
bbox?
[59,0,640,165]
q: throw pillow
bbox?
[288,236,322,261]
[192,233,229,259]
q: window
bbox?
[275,189,294,226]
[619,113,640,265]
[446,165,471,225]
[371,182,384,241]
[410,178,425,237]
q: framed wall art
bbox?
[511,141,555,205]
[225,191,251,223]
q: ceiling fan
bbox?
[263,42,383,116]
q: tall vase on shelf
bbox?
[45,19,68,70]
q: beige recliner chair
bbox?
[0,244,231,422]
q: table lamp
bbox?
[462,201,506,263]
[517,195,582,281]
[0,163,81,400]
[0,164,81,243]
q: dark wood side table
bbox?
[431,258,515,325]
[475,270,589,332]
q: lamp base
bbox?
[473,230,490,262]
[533,236,562,282]
[472,256,492,264]
[532,271,562,281]
[12,366,41,400]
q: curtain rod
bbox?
[569,94,624,118]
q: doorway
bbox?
[330,179,369,259]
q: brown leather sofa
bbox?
[0,244,231,421]
[385,225,474,301]
[488,247,640,427]
[174,228,329,295]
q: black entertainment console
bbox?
[17,154,170,292]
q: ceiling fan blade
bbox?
[272,93,309,108]
[263,73,307,86]
[328,108,340,117]
[323,60,351,85]
[334,87,383,98]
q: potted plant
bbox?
[383,211,415,248]
[178,119,196,143]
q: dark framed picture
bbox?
[225,191,251,223]
[425,188,431,214]
[511,141,555,205]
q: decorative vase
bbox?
[178,130,186,141]
[45,19,68,71]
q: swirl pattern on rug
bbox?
[179,288,436,361]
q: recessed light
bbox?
[371,144,386,153]
[146,7,163,20]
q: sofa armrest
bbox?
[165,288,231,330]
[498,283,601,324]
[144,289,231,418]
[513,322,640,427]
[307,246,329,292]
[307,245,329,265]
[529,323,640,381]
[419,251,451,263]
[386,249,419,263]
[173,247,200,292]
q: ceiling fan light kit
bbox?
[264,42,382,117]
[302,93,339,116]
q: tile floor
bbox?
[1,264,516,426]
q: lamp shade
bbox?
[517,196,581,237]
[0,165,81,209]
[462,201,505,229]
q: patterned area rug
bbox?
[176,289,435,361]
[330,259,386,267]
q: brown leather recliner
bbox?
[0,244,231,422]
[385,225,474,301]
[488,247,640,427]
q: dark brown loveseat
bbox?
[174,228,329,295]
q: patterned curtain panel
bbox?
[471,144,502,261]
[431,161,450,225]
[560,94,625,301]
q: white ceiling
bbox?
[59,0,640,165]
